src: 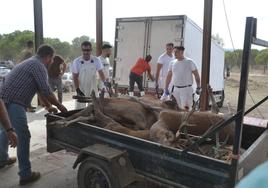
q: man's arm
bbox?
[0,99,17,148]
[98,70,106,82]
[192,70,201,87]
[37,93,58,113]
[165,70,172,91]
[73,73,79,89]
[45,94,67,112]
[155,63,163,85]
[147,69,155,81]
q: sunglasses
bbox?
[82,48,92,52]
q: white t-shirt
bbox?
[168,57,197,86]
[98,56,110,78]
[157,53,175,79]
[72,55,103,74]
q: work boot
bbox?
[27,107,36,113]
[0,157,17,169]
[6,156,16,165]
[20,171,41,186]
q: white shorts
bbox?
[172,86,193,110]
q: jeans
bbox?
[0,123,8,167]
[49,77,63,103]
[0,103,31,178]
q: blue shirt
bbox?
[236,161,268,188]
[0,56,52,107]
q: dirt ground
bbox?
[224,71,268,119]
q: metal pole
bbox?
[33,0,44,106]
[96,0,103,56]
[33,0,44,51]
[229,17,255,187]
[200,0,213,111]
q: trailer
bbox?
[46,102,267,188]
[113,15,225,106]
[46,17,268,188]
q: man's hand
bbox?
[164,88,170,96]
[195,87,201,95]
[160,89,170,101]
[46,106,58,113]
[57,104,68,113]
[76,88,85,96]
[7,130,18,148]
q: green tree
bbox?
[255,49,268,73]
[224,49,243,69]
[0,30,34,61]
[44,38,71,59]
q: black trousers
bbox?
[129,72,143,92]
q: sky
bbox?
[0,0,267,50]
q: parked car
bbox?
[0,60,15,69]
[62,72,74,92]
[0,66,11,81]
[0,66,11,89]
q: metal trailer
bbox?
[46,17,268,188]
[112,15,225,106]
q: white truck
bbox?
[113,15,225,106]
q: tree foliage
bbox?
[255,49,268,65]
[224,50,243,67]
[0,30,34,60]
[0,30,109,64]
[223,48,268,68]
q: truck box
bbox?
[113,15,225,105]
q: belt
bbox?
[174,85,192,88]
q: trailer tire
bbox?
[77,157,120,188]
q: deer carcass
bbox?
[150,110,234,146]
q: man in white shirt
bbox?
[72,41,107,109]
[155,43,175,100]
[98,44,112,91]
[165,46,201,111]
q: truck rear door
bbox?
[114,19,147,87]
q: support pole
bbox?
[229,17,255,187]
[33,0,44,106]
[96,0,103,56]
[33,0,44,51]
[200,0,213,111]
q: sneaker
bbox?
[0,157,17,169]
[20,171,41,186]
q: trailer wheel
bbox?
[77,158,119,188]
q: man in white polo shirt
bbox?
[155,43,175,100]
[97,44,112,95]
[165,46,201,111]
[72,41,107,109]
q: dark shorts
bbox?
[129,72,143,92]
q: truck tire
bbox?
[77,157,120,188]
